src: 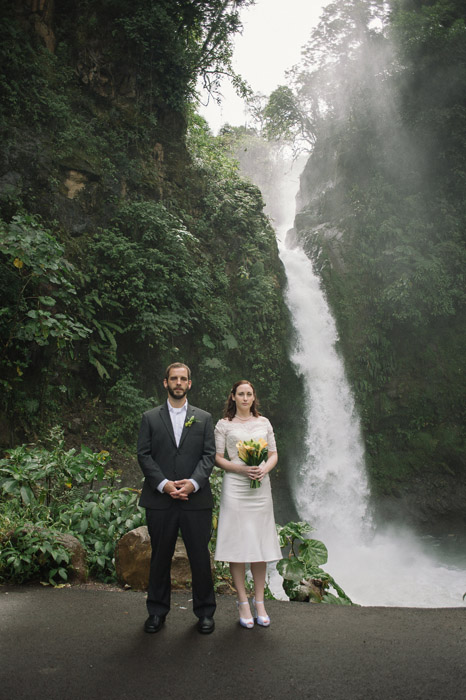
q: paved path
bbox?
[1,584,465,700]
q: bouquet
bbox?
[236,438,268,489]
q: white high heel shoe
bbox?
[252,597,270,627]
[237,600,254,628]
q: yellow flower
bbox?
[13,258,24,269]
[236,441,249,462]
[236,438,268,489]
[236,439,268,464]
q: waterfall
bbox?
[273,165,466,608]
[281,247,371,539]
[280,243,466,607]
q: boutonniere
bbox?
[185,416,200,428]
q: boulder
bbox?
[56,533,88,583]
[114,526,193,591]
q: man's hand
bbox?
[172,479,195,500]
[163,479,194,500]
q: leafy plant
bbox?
[277,521,352,604]
[0,430,143,584]
[105,374,155,445]
[0,214,91,383]
[0,522,71,586]
[0,426,109,514]
[57,486,144,581]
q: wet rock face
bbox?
[114,526,193,591]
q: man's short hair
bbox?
[164,362,191,381]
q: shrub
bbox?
[0,428,144,584]
[277,521,352,604]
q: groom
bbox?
[137,362,216,634]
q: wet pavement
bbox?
[1,584,465,700]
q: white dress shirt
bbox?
[157,401,199,493]
[168,401,187,446]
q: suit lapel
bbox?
[178,404,195,449]
[159,404,177,447]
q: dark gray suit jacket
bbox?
[137,402,215,510]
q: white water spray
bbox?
[274,167,466,608]
[282,247,370,538]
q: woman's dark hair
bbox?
[223,380,261,421]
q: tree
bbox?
[262,85,316,152]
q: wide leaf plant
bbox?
[276,521,352,605]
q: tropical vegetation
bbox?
[0,433,349,605]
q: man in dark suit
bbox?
[137,362,216,634]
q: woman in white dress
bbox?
[214,380,282,628]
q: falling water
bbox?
[281,246,371,538]
[280,244,466,607]
[273,168,466,607]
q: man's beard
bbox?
[167,385,189,400]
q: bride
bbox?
[214,380,282,628]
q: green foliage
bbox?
[0,523,72,586]
[84,201,212,350]
[0,0,300,510]
[0,213,91,383]
[0,426,108,514]
[57,487,144,580]
[185,114,295,416]
[55,0,252,110]
[0,212,123,434]
[0,436,345,600]
[277,521,352,604]
[208,466,232,587]
[0,429,144,584]
[105,375,155,445]
[262,85,315,153]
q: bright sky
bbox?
[199,0,328,133]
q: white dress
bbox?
[214,416,282,563]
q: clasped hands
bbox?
[245,464,267,483]
[163,479,194,500]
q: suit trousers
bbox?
[145,503,216,618]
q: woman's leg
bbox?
[250,561,269,618]
[230,562,252,619]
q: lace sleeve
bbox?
[214,419,227,454]
[265,418,277,453]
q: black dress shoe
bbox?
[144,614,166,634]
[197,616,215,634]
